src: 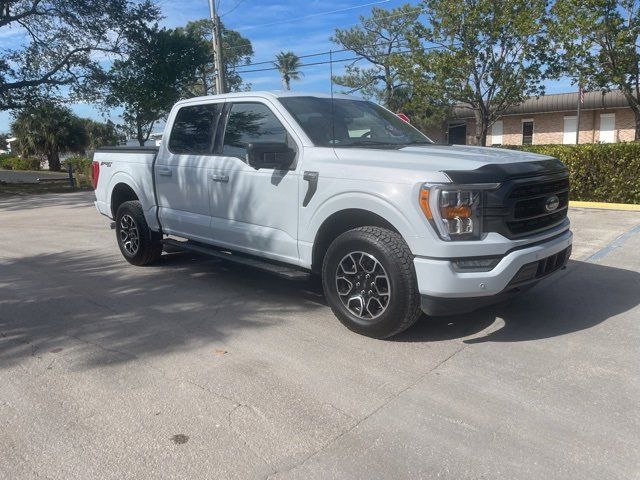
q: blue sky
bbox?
[0,0,574,132]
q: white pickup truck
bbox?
[93,91,572,338]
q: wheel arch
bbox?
[107,171,159,230]
[311,208,402,273]
[110,182,140,218]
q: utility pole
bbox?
[208,0,226,94]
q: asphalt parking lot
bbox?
[1,192,639,480]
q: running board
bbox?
[162,238,311,280]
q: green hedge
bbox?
[504,143,640,204]
[0,155,41,171]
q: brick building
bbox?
[425,90,637,146]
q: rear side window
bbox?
[222,102,289,159]
[169,103,222,154]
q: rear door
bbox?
[207,100,301,264]
[155,102,223,240]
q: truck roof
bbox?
[174,90,361,107]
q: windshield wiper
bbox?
[340,140,405,148]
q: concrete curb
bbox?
[570,201,640,211]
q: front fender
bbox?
[300,190,429,265]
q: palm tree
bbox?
[11,102,88,171]
[274,51,303,90]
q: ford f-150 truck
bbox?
[93,91,572,338]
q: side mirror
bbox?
[247,142,296,170]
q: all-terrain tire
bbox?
[115,200,163,266]
[322,226,422,339]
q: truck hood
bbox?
[331,144,566,184]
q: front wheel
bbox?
[115,200,163,266]
[322,226,422,339]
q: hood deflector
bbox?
[443,158,567,184]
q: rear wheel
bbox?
[115,200,163,266]
[322,226,421,339]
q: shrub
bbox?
[502,143,640,204]
[0,155,41,171]
[64,156,93,188]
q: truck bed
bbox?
[92,146,160,230]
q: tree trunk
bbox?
[634,109,640,141]
[137,119,145,147]
[48,147,61,171]
[480,122,489,146]
[201,66,210,95]
[384,66,393,108]
[473,110,490,146]
[47,152,62,172]
[472,113,483,146]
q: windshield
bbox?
[278,96,433,148]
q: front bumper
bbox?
[414,229,572,315]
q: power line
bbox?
[220,0,246,17]
[150,1,423,58]
[235,49,422,75]
[237,0,391,31]
[234,41,448,74]
[236,55,365,74]
[235,42,452,73]
[244,40,408,68]
[223,4,424,53]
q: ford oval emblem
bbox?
[545,195,560,212]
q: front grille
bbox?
[509,178,570,199]
[508,208,568,235]
[483,174,570,239]
[507,246,571,288]
[507,178,569,236]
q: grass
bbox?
[0,167,93,196]
[0,182,92,197]
[1,169,67,175]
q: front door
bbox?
[155,102,223,241]
[208,101,301,265]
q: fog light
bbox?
[453,257,501,272]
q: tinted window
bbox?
[279,96,432,148]
[222,103,289,159]
[169,103,222,154]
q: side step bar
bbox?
[162,238,311,280]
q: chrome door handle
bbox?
[210,174,229,183]
[157,167,172,177]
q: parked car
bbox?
[92,92,572,338]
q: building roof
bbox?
[453,89,630,118]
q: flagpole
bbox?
[575,84,582,145]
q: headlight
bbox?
[419,183,499,240]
